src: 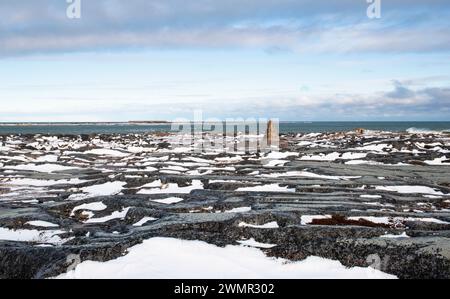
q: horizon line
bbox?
[1,120,450,125]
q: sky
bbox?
[0,0,450,122]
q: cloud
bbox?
[1,1,449,122]
[1,0,450,56]
[386,80,416,99]
[1,81,449,121]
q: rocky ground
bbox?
[1,130,450,279]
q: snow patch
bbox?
[85,149,129,157]
[264,160,289,167]
[5,178,86,187]
[57,237,395,279]
[133,217,158,227]
[25,221,59,228]
[261,171,360,181]
[225,207,252,213]
[380,232,410,239]
[71,202,107,216]
[238,221,279,229]
[237,238,277,249]
[424,156,450,166]
[138,180,203,194]
[236,184,295,193]
[151,197,184,205]
[375,186,444,195]
[69,182,126,200]
[85,207,131,224]
[0,227,66,244]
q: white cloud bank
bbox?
[1,0,450,56]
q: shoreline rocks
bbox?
[1,131,450,278]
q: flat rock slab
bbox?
[1,131,450,278]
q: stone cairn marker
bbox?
[266,120,274,146]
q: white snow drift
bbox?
[57,237,395,279]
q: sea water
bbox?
[0,122,449,135]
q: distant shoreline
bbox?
[0,122,171,127]
[1,121,449,127]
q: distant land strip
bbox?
[0,121,171,126]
